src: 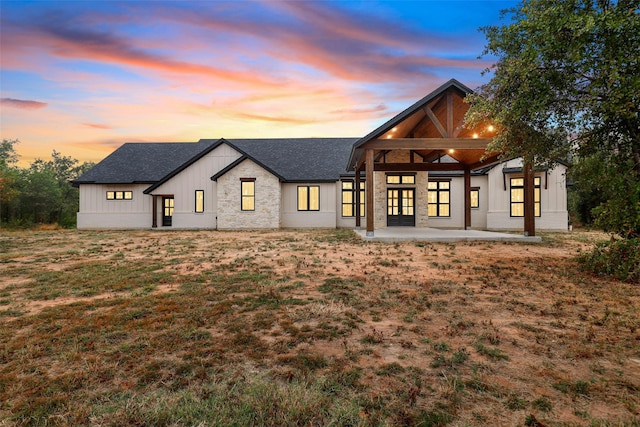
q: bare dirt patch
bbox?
[0,228,638,426]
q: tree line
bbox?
[0,139,94,228]
[465,0,639,281]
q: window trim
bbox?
[297,185,320,211]
[470,187,480,209]
[510,176,541,217]
[194,190,204,213]
[106,190,132,200]
[341,179,365,217]
[240,178,255,212]
[427,180,451,218]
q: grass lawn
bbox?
[0,228,638,426]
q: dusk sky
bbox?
[1,0,518,166]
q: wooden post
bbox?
[355,168,361,229]
[446,91,454,137]
[365,149,374,236]
[464,167,471,230]
[152,195,158,228]
[523,162,535,237]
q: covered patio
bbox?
[346,79,539,238]
[354,227,541,243]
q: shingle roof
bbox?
[73,138,358,188]
[221,138,358,182]
[72,140,217,185]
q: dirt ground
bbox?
[1,228,639,426]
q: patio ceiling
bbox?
[347,79,501,172]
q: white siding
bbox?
[426,176,488,229]
[486,159,569,231]
[471,177,489,229]
[281,182,337,228]
[77,184,151,229]
[150,144,242,229]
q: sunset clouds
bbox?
[1,98,48,110]
[0,0,516,165]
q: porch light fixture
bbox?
[487,125,495,132]
[449,149,455,154]
[472,133,479,139]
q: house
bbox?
[73,79,569,234]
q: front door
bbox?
[162,196,174,226]
[387,188,415,226]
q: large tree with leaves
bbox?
[0,139,21,225]
[466,0,640,238]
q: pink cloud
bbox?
[82,123,113,129]
[1,98,48,110]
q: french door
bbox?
[387,188,415,226]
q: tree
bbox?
[0,139,20,226]
[465,0,640,238]
[27,151,95,226]
[1,141,95,227]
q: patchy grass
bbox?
[0,228,638,426]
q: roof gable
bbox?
[347,79,476,171]
[205,138,358,182]
[72,140,219,186]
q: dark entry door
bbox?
[162,196,174,226]
[387,189,415,226]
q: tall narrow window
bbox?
[241,179,255,211]
[510,177,541,217]
[427,181,450,217]
[298,185,320,211]
[341,180,365,217]
[470,188,480,209]
[195,190,204,213]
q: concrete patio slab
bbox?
[354,227,542,243]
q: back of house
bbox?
[73,79,569,233]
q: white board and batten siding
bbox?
[77,184,152,229]
[426,175,488,230]
[281,182,337,228]
[485,159,569,231]
[150,144,242,229]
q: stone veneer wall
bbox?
[216,159,280,229]
[415,171,429,227]
[372,153,430,229]
[374,171,386,229]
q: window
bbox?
[341,180,365,217]
[470,188,480,209]
[195,190,204,213]
[510,177,541,217]
[427,181,450,217]
[386,174,415,184]
[241,179,255,211]
[106,191,132,200]
[298,185,320,211]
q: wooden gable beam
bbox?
[447,91,454,137]
[374,162,466,172]
[366,138,491,150]
[452,117,466,138]
[423,107,448,137]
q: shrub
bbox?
[578,237,640,283]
